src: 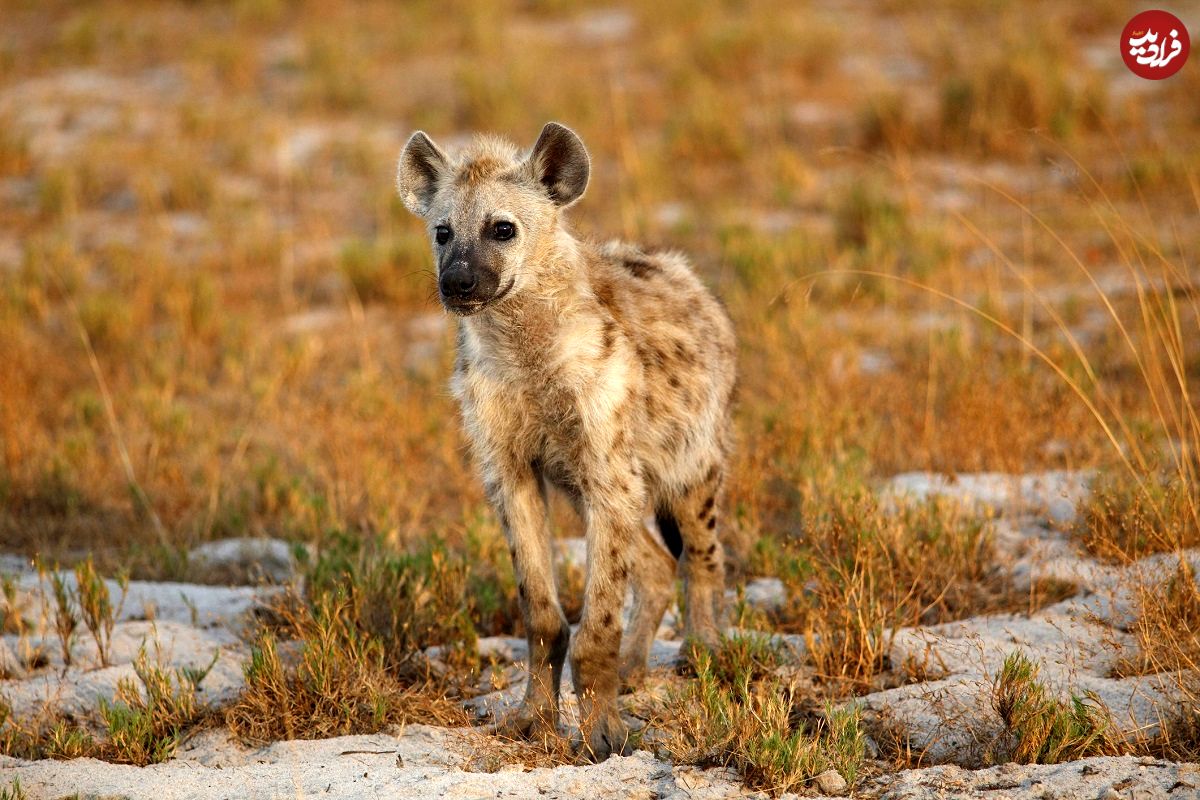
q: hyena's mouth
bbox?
[443,276,516,316]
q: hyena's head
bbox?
[396,122,590,316]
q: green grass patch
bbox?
[651,636,865,796]
[991,651,1124,764]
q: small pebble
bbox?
[814,769,848,796]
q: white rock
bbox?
[883,471,1092,524]
[860,675,1000,765]
[741,577,786,613]
[889,611,1132,679]
[872,756,1194,800]
[476,636,528,664]
[1,621,245,718]
[189,537,298,584]
[0,554,34,576]
[14,572,270,628]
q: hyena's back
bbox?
[590,241,736,500]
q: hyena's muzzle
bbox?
[437,241,514,315]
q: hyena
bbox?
[397,122,736,760]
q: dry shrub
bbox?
[225,591,468,744]
[303,530,512,663]
[936,50,1105,154]
[1148,701,1200,762]
[991,651,1124,764]
[864,706,931,771]
[699,631,788,686]
[1114,558,1200,679]
[0,575,28,639]
[0,698,94,761]
[74,556,127,668]
[1107,558,1200,760]
[458,723,579,773]
[227,535,482,743]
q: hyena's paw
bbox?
[576,708,632,762]
[674,631,721,674]
[487,702,559,744]
[617,659,648,694]
[618,642,655,693]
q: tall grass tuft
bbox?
[98,648,206,765]
[74,556,127,668]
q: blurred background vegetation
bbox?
[0,0,1195,582]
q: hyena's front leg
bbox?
[571,464,643,761]
[487,466,570,741]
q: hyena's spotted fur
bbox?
[397,122,736,760]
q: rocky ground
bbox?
[2,472,1198,799]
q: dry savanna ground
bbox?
[0,0,1198,797]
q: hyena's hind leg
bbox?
[618,516,677,691]
[666,467,727,654]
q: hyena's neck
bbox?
[463,228,594,369]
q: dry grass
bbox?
[1,0,1194,570]
[457,722,580,773]
[1114,559,1200,680]
[1080,474,1200,561]
[758,495,1074,692]
[95,648,213,765]
[301,533,481,669]
[0,698,92,762]
[1107,558,1200,760]
[29,556,128,669]
[1147,701,1200,762]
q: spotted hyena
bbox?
[396,122,736,760]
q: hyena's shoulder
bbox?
[596,240,693,284]
[590,240,733,344]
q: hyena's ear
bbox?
[396,131,450,217]
[526,122,590,207]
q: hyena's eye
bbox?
[492,221,516,241]
[435,225,452,245]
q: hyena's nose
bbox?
[440,266,478,299]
